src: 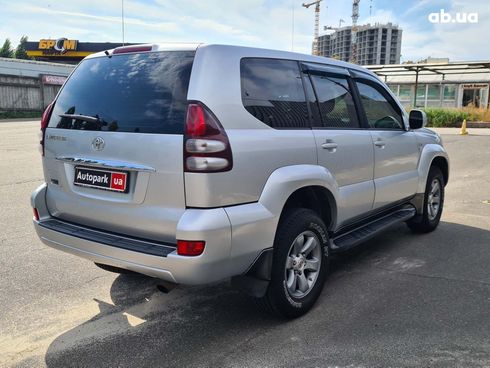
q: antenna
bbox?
[121,0,125,45]
[291,0,295,51]
[369,0,372,16]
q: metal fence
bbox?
[0,57,74,113]
[0,74,62,112]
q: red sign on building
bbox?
[42,75,67,86]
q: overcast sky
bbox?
[0,0,488,62]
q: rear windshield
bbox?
[48,51,194,134]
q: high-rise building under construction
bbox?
[317,22,402,65]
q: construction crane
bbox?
[350,0,360,63]
[302,0,322,56]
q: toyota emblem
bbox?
[92,137,105,151]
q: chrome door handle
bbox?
[374,140,386,148]
[321,142,338,150]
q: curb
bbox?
[466,121,490,129]
[0,118,41,123]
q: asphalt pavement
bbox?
[0,122,489,367]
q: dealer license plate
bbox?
[74,166,128,193]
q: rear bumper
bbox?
[32,183,237,285]
[34,220,180,281]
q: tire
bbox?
[255,208,329,319]
[94,262,138,275]
[407,166,445,233]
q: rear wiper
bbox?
[59,113,100,123]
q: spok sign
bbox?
[38,38,78,54]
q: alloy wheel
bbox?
[284,230,322,298]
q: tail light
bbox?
[177,240,205,256]
[184,103,233,173]
[39,101,55,156]
[32,208,40,221]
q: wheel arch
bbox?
[279,186,337,232]
[431,156,449,186]
[417,144,450,193]
[258,164,339,232]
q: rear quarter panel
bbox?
[185,45,318,207]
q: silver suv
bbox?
[31,44,449,318]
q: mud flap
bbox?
[231,248,273,298]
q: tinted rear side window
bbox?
[240,58,309,128]
[48,51,194,134]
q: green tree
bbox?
[15,36,30,59]
[0,38,14,58]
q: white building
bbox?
[366,61,490,109]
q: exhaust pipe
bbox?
[156,281,178,293]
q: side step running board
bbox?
[330,206,416,252]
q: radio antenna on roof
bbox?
[121,0,125,46]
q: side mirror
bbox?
[409,109,427,130]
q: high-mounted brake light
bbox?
[39,101,55,156]
[184,103,233,173]
[113,44,153,54]
[177,240,205,256]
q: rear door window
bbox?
[48,51,194,134]
[240,58,309,129]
